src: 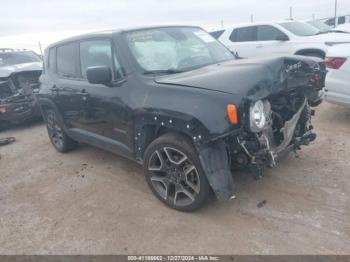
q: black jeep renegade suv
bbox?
[38,26,325,211]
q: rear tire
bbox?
[143,133,211,212]
[45,109,77,153]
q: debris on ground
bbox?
[0,137,16,146]
[257,200,267,208]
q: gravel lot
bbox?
[0,102,349,255]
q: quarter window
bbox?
[230,26,257,42]
[210,30,225,39]
[57,43,79,78]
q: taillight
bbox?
[325,57,347,69]
[0,106,6,113]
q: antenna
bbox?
[289,6,293,20]
[38,41,43,56]
[334,0,338,27]
[250,14,254,23]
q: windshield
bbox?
[307,21,332,33]
[124,27,234,73]
[0,51,41,67]
[279,21,320,36]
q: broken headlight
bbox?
[249,100,269,132]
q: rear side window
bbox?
[338,16,346,25]
[57,43,78,78]
[257,25,286,41]
[80,39,124,80]
[210,30,225,39]
[325,18,335,26]
[230,26,257,42]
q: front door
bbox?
[255,25,291,57]
[76,38,131,150]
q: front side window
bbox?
[0,51,41,67]
[257,25,286,41]
[57,43,79,78]
[125,27,234,73]
[80,39,124,80]
[230,26,257,42]
[279,22,320,36]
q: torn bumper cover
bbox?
[198,140,235,201]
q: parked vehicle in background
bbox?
[38,26,326,211]
[307,20,334,33]
[319,15,350,27]
[325,44,350,107]
[0,48,42,130]
[213,21,350,59]
[308,20,350,34]
[335,23,350,33]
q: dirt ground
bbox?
[0,102,349,255]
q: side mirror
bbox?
[275,34,289,41]
[86,66,112,85]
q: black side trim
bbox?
[67,128,135,162]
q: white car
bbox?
[335,23,350,33]
[320,15,350,27]
[325,44,350,106]
[213,21,350,59]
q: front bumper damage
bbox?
[238,98,314,169]
[198,99,317,201]
[199,101,317,201]
[0,94,40,123]
[0,70,41,126]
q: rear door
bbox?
[226,26,259,58]
[53,42,86,129]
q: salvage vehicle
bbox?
[0,48,42,130]
[325,44,350,106]
[213,21,350,59]
[38,26,326,211]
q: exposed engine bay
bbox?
[229,78,324,178]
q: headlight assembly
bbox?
[249,100,268,132]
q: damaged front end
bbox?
[199,56,326,200]
[0,70,42,128]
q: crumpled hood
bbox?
[0,62,42,78]
[155,55,324,101]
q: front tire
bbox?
[143,133,211,212]
[45,109,77,153]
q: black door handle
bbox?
[77,91,89,96]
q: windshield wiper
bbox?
[143,69,185,75]
[315,31,329,35]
